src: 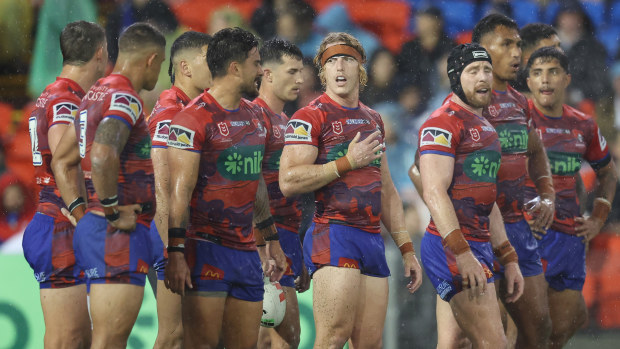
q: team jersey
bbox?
[252,97,302,232]
[75,74,155,226]
[147,86,191,148]
[482,86,532,223]
[524,102,610,235]
[29,77,84,219]
[284,93,384,234]
[419,99,502,242]
[168,92,271,251]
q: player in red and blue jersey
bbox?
[22,21,106,348]
[279,32,423,348]
[147,31,212,349]
[525,47,617,349]
[417,44,523,348]
[51,23,166,348]
[252,38,309,349]
[164,28,286,348]
[473,14,555,349]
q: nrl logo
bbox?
[218,122,229,136]
[488,105,499,117]
[332,121,343,135]
[469,128,480,142]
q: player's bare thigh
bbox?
[40,285,91,348]
[348,274,388,349]
[221,296,263,349]
[435,295,471,349]
[154,280,183,349]
[182,292,227,349]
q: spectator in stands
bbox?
[397,6,455,103]
[360,48,399,106]
[553,0,611,104]
[0,172,35,243]
[0,0,33,75]
[251,0,289,41]
[105,0,178,64]
[208,6,251,35]
[275,0,320,58]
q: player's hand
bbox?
[403,252,423,294]
[346,131,383,169]
[529,197,555,233]
[575,215,604,243]
[295,265,311,293]
[502,262,524,303]
[164,251,193,296]
[61,207,79,227]
[455,251,487,300]
[109,204,141,231]
[264,241,287,282]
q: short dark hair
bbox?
[526,46,569,75]
[169,31,212,84]
[259,39,302,66]
[60,21,106,66]
[118,22,166,54]
[207,27,259,79]
[472,14,518,44]
[520,23,557,53]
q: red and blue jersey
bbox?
[524,102,610,235]
[75,74,155,226]
[169,92,270,251]
[419,99,501,242]
[252,97,302,232]
[284,93,384,234]
[29,77,84,220]
[482,86,532,223]
[147,86,191,148]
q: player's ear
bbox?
[565,73,571,87]
[228,61,240,77]
[526,76,532,92]
[146,51,158,68]
[180,60,191,77]
[263,68,273,82]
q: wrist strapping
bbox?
[105,209,120,222]
[168,228,186,248]
[335,155,353,176]
[100,195,119,208]
[442,229,470,255]
[390,230,415,255]
[592,197,612,222]
[493,240,518,265]
[167,245,185,253]
[68,197,86,213]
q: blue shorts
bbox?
[494,219,543,279]
[538,229,586,291]
[73,212,158,286]
[23,213,85,289]
[278,227,304,288]
[185,238,264,302]
[149,222,167,281]
[303,222,390,278]
[421,232,495,302]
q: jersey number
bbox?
[79,110,87,158]
[28,117,42,166]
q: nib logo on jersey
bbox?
[546,151,581,175]
[464,150,501,183]
[217,144,265,181]
[168,125,195,149]
[327,143,381,167]
[264,148,282,171]
[495,124,528,154]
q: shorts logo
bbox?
[85,268,99,279]
[420,127,452,148]
[109,93,142,124]
[153,120,170,143]
[285,256,294,276]
[216,145,265,181]
[496,124,528,154]
[483,265,494,279]
[218,122,229,136]
[137,259,149,274]
[272,126,281,139]
[34,272,46,282]
[332,121,343,134]
[52,102,78,123]
[168,125,195,149]
[338,257,359,269]
[464,150,501,183]
[201,264,225,280]
[488,105,499,117]
[598,128,607,151]
[469,128,480,142]
[437,280,452,299]
[285,120,312,142]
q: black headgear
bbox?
[447,43,492,104]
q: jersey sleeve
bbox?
[103,91,144,127]
[585,120,611,170]
[47,98,80,126]
[284,107,322,146]
[418,114,462,158]
[148,108,178,148]
[168,110,206,153]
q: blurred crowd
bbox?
[1,0,620,338]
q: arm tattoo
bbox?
[94,117,131,153]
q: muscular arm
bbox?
[168,147,200,230]
[419,154,460,237]
[151,147,170,244]
[488,203,509,248]
[279,144,337,197]
[91,117,130,200]
[593,161,617,204]
[51,125,86,207]
[252,175,272,225]
[526,129,553,197]
[48,124,70,155]
[381,154,407,232]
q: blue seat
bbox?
[599,27,620,62]
[513,1,540,27]
[582,1,605,31]
[437,0,476,37]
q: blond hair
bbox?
[314,32,368,89]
